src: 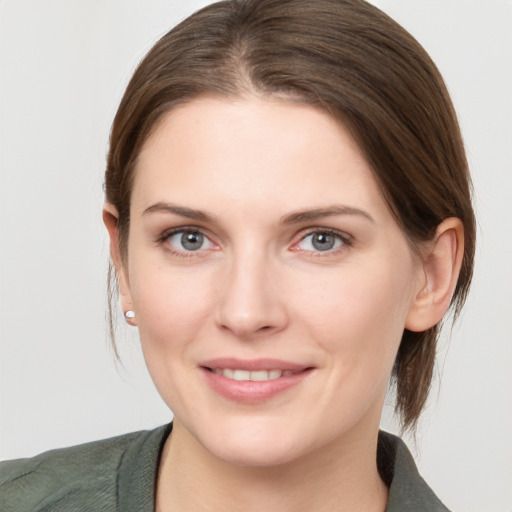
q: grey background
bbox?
[1,1,511,510]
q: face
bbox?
[118,96,425,466]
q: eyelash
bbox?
[293,228,353,255]
[157,227,216,258]
[157,227,353,257]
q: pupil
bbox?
[312,233,334,251]
[181,232,203,250]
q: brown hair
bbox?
[105,0,475,431]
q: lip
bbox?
[199,358,314,404]
[200,357,309,372]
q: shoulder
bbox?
[379,431,451,512]
[0,425,170,512]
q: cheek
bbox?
[128,256,215,354]
[297,257,415,372]
[127,263,218,408]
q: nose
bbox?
[215,248,288,339]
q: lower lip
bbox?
[200,367,313,404]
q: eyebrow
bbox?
[142,202,217,223]
[142,202,374,225]
[280,205,375,225]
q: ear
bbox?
[405,218,464,332]
[103,203,137,326]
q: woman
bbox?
[0,0,475,510]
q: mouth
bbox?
[207,368,300,381]
[199,358,314,403]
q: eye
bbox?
[166,230,214,252]
[295,230,347,252]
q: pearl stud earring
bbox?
[124,310,135,319]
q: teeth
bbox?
[233,370,250,381]
[213,369,288,381]
[251,370,271,381]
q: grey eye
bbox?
[181,231,204,250]
[311,233,336,251]
[297,231,344,252]
[168,230,212,252]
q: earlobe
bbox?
[405,218,464,332]
[103,204,137,326]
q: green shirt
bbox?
[0,424,449,511]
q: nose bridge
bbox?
[216,240,287,337]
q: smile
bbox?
[200,359,314,404]
[210,369,297,381]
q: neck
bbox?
[156,421,388,512]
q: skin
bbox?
[104,95,464,512]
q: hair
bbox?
[105,0,475,431]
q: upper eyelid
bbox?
[288,228,354,256]
[296,227,353,243]
[159,225,211,240]
[157,226,214,249]
[156,226,353,250]
[159,227,216,256]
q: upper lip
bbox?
[200,358,311,372]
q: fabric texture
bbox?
[0,424,449,511]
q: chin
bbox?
[208,436,301,468]
[193,415,309,468]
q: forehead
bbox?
[132,95,390,223]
